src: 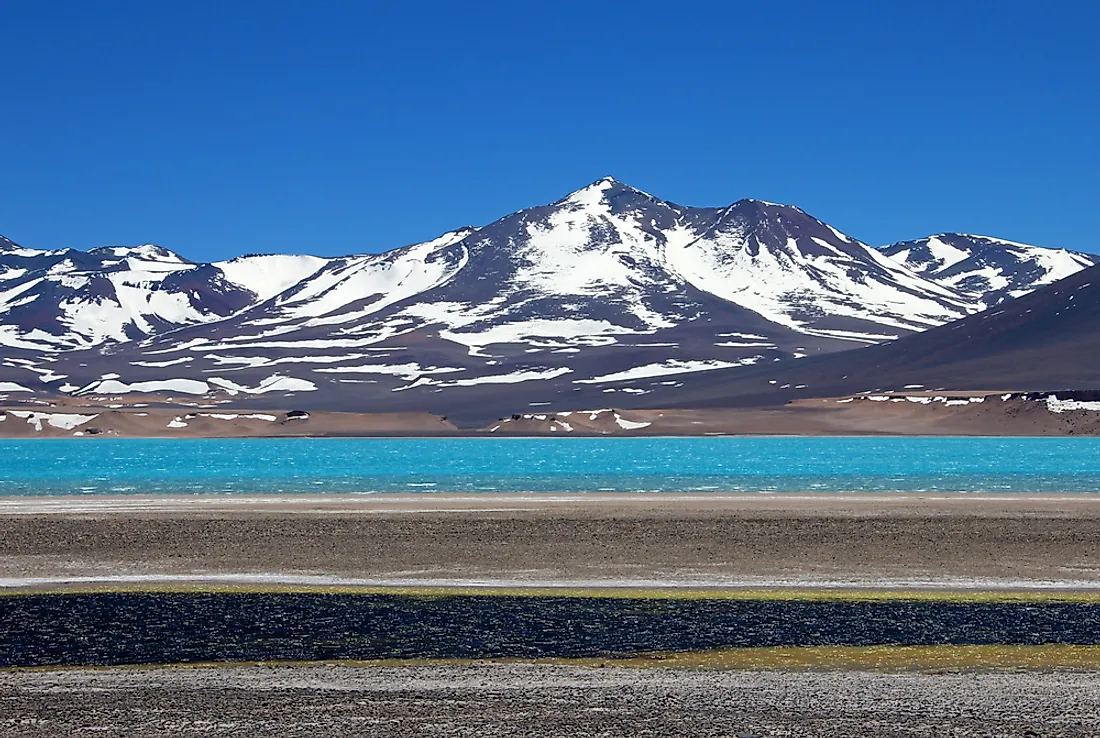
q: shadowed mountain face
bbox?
[0,179,1095,422]
[638,264,1100,411]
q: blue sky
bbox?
[1,1,1097,261]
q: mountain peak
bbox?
[558,177,657,209]
[88,244,189,263]
[728,197,795,210]
[942,233,1044,250]
[0,234,53,257]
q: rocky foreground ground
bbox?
[5,495,1100,735]
[1,664,1097,737]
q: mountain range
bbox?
[1,177,1095,423]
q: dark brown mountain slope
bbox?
[636,263,1100,409]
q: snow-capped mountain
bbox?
[0,238,328,350]
[232,178,970,351]
[0,178,1092,422]
[881,234,1098,307]
[643,262,1100,410]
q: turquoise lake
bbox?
[1,437,1099,495]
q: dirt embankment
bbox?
[483,393,1100,436]
[0,407,456,438]
[3,391,1100,437]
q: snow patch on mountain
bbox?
[614,414,651,430]
[0,240,260,351]
[1046,395,1100,413]
[314,362,463,380]
[80,378,211,395]
[9,411,98,431]
[208,375,317,394]
[882,234,1098,306]
[268,229,472,323]
[888,235,972,274]
[395,366,573,391]
[73,373,317,396]
[431,316,639,356]
[516,179,668,299]
[576,358,762,384]
[215,254,330,302]
[664,203,971,333]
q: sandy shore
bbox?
[1,664,1097,736]
[3,493,1100,590]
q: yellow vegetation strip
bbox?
[8,645,1100,674]
[568,644,1100,671]
[4,583,1100,603]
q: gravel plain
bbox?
[1,664,1098,737]
[4,493,1100,589]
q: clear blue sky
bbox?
[2,1,1097,261]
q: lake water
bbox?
[1,437,1099,495]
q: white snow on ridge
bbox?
[314,363,463,380]
[1046,395,1100,413]
[438,318,637,356]
[395,366,572,391]
[614,414,651,430]
[517,181,669,298]
[449,367,572,386]
[795,327,900,344]
[921,236,973,272]
[575,358,761,384]
[666,229,969,334]
[0,246,237,351]
[883,234,1098,305]
[72,373,317,396]
[0,267,28,282]
[0,382,32,393]
[825,224,853,243]
[93,244,188,264]
[272,230,471,322]
[208,375,318,394]
[940,265,1011,294]
[941,246,1087,300]
[714,341,775,348]
[130,357,194,368]
[1024,246,1096,290]
[0,277,45,315]
[81,378,211,395]
[202,413,278,422]
[215,254,329,303]
[9,411,97,431]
